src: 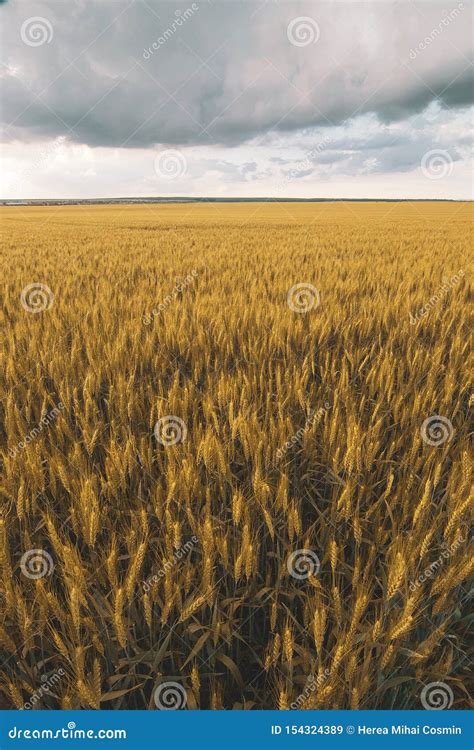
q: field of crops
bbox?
[0,201,472,710]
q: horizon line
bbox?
[2,197,471,205]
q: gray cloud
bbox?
[1,0,472,149]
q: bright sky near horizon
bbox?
[1,0,473,199]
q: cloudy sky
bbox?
[1,0,473,199]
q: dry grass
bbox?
[0,201,472,709]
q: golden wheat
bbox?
[0,201,471,709]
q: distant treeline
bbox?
[1,197,463,206]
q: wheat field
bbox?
[0,201,472,710]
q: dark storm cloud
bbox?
[1,0,473,148]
